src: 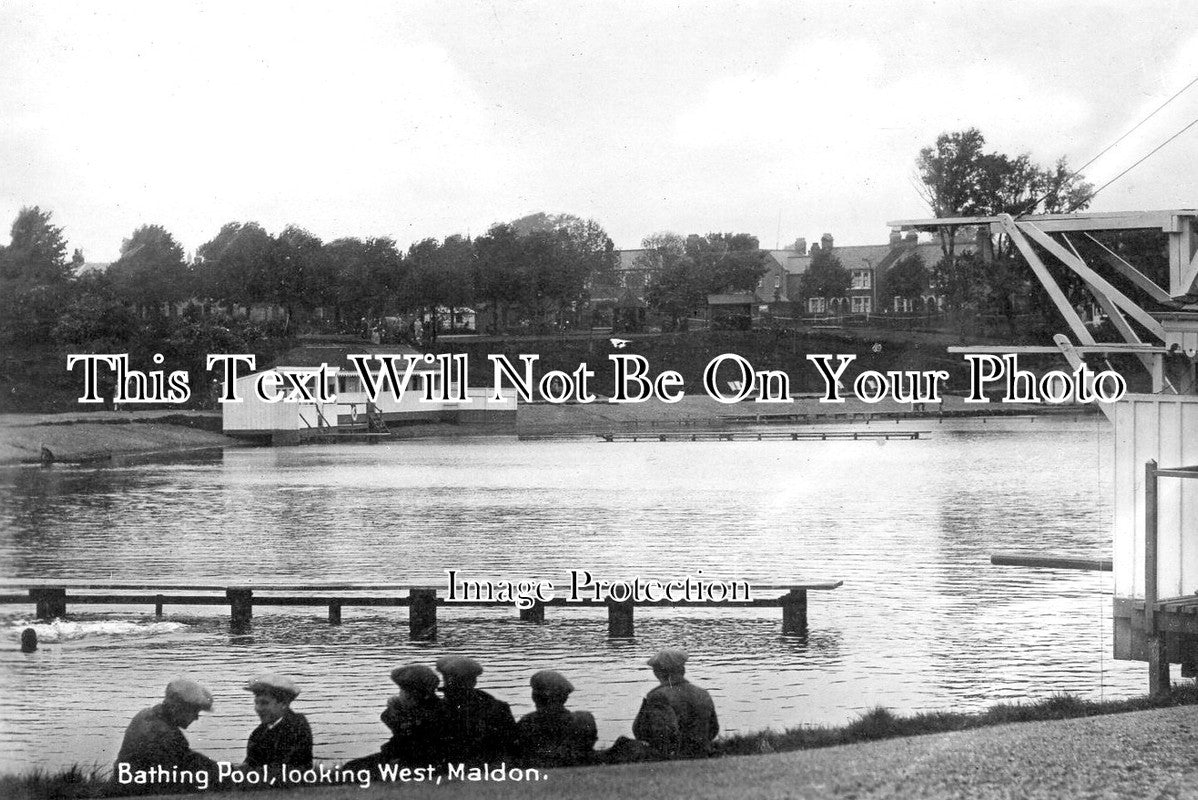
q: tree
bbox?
[403,237,448,338]
[437,234,475,331]
[879,252,929,309]
[507,212,617,328]
[685,233,768,295]
[646,257,705,331]
[798,249,850,307]
[194,222,273,309]
[265,225,324,325]
[325,237,399,326]
[473,223,523,333]
[0,206,72,284]
[916,129,1095,335]
[108,224,191,316]
[0,206,75,343]
[641,233,698,330]
[915,128,1093,265]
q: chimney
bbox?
[793,237,807,255]
[820,233,834,251]
[889,230,902,247]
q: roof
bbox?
[707,292,759,305]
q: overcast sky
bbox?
[2,0,1196,262]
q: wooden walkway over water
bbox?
[592,430,926,443]
[0,580,843,640]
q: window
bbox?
[851,296,871,314]
[851,270,872,290]
[808,297,826,313]
[894,297,913,313]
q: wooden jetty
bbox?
[594,430,926,443]
[0,580,843,640]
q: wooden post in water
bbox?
[607,599,634,638]
[782,589,808,635]
[31,587,66,620]
[227,588,253,633]
[155,594,164,619]
[409,589,437,641]
[328,602,342,625]
[1145,460,1170,696]
[519,601,545,623]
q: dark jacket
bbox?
[515,706,598,768]
[632,678,719,759]
[379,694,446,767]
[245,708,313,769]
[440,688,517,766]
[113,704,217,793]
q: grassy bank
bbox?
[8,685,1196,799]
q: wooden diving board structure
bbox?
[0,580,843,641]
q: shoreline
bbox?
[4,686,1194,799]
[0,396,1102,466]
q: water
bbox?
[0,416,1137,773]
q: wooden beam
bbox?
[1083,233,1173,304]
[1175,215,1198,297]
[1018,222,1167,340]
[1061,235,1163,389]
[999,216,1096,346]
[990,553,1112,571]
[889,210,1196,233]
[1054,335,1115,423]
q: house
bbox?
[758,231,947,317]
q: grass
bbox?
[6,685,1198,798]
[0,765,108,800]
[717,682,1198,756]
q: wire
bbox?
[1074,74,1198,177]
[1087,115,1198,202]
[1016,74,1198,216]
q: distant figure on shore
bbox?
[631,648,719,759]
[112,678,218,794]
[515,670,597,768]
[436,656,517,766]
[20,627,37,652]
[346,664,446,775]
[243,674,312,774]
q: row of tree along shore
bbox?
[0,128,1165,413]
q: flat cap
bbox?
[647,648,689,672]
[530,670,574,696]
[391,664,440,693]
[435,655,484,679]
[165,678,214,710]
[244,673,300,700]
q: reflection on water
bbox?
[0,417,1135,772]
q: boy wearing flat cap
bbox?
[347,664,447,774]
[632,648,719,759]
[514,670,598,768]
[113,677,219,793]
[436,655,518,767]
[244,673,313,772]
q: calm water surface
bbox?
[0,417,1134,772]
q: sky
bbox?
[2,0,1196,263]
